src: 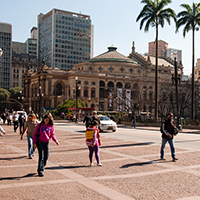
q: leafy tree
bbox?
[53,99,86,116]
[136,0,176,122]
[9,87,23,100]
[0,88,10,102]
[176,3,200,119]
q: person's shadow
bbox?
[0,173,37,181]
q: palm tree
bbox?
[176,3,200,120]
[136,0,176,122]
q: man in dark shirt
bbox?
[160,112,178,162]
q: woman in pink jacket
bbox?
[33,114,59,177]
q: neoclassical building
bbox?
[23,42,196,118]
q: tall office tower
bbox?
[148,40,168,58]
[37,8,93,70]
[25,38,37,57]
[0,22,12,90]
[164,48,182,63]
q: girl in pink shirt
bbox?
[33,114,59,176]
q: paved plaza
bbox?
[1,122,200,200]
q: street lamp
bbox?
[75,76,79,123]
[171,52,181,128]
[18,90,24,110]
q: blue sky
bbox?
[0,0,198,75]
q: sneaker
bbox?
[173,157,178,162]
[97,163,102,166]
[160,157,166,160]
[38,172,44,177]
[28,156,32,159]
[89,163,93,166]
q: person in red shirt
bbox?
[85,120,102,166]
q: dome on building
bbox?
[88,46,137,64]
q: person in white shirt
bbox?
[13,111,19,132]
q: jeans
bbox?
[13,121,18,132]
[37,141,49,174]
[88,145,100,164]
[131,121,136,128]
[27,135,35,157]
[160,137,175,159]
[19,123,25,135]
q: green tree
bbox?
[9,87,23,100]
[0,88,10,112]
[54,99,86,116]
[136,0,176,121]
[176,3,200,120]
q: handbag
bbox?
[36,123,42,143]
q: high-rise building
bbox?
[25,38,37,57]
[148,40,168,58]
[0,22,12,90]
[31,27,38,39]
[37,8,93,70]
[148,40,182,63]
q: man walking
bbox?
[21,114,38,159]
[13,111,19,132]
[160,112,178,162]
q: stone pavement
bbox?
[1,122,200,200]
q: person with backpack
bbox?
[83,113,91,128]
[160,112,178,162]
[85,120,102,166]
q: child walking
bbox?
[33,114,59,177]
[85,120,102,166]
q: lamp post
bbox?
[171,52,181,128]
[75,76,79,123]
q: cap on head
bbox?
[93,111,97,114]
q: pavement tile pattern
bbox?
[1,123,200,200]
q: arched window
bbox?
[55,83,63,95]
[100,81,105,87]
[125,83,131,89]
[116,82,123,88]
[107,81,114,88]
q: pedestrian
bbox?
[1,113,6,124]
[33,114,59,177]
[83,113,91,128]
[160,112,178,162]
[21,114,38,159]
[92,111,100,129]
[12,111,19,132]
[0,125,6,136]
[7,113,12,126]
[85,120,102,166]
[19,113,26,135]
[131,114,136,128]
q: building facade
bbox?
[12,53,37,88]
[12,41,26,54]
[0,22,12,90]
[37,8,93,70]
[23,42,197,118]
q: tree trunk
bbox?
[155,24,158,122]
[191,28,195,120]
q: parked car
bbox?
[99,115,117,132]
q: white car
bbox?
[99,115,117,132]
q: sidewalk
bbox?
[1,123,200,199]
